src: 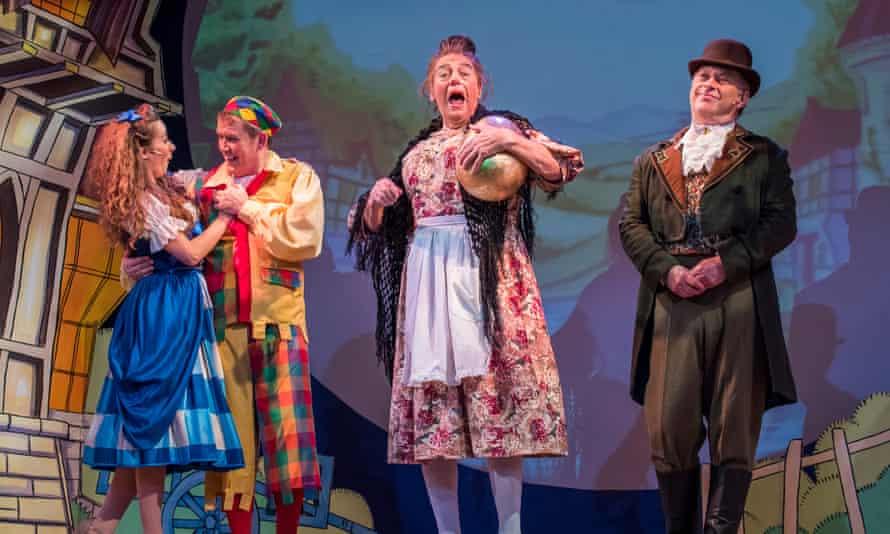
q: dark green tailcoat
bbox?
[620,125,797,409]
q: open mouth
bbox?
[447,87,467,108]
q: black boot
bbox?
[704,466,752,534]
[656,468,702,534]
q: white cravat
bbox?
[679,122,735,176]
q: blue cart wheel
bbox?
[161,471,259,533]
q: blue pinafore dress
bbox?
[83,194,244,472]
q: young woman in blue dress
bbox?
[79,103,244,534]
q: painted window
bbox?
[325,177,361,228]
[49,216,125,413]
[10,185,64,345]
[2,102,48,158]
[32,0,91,26]
[46,120,83,171]
[61,34,87,61]
[3,354,41,416]
[32,19,59,49]
[0,9,23,36]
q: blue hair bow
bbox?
[115,109,142,123]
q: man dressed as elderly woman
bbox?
[348,35,583,534]
[620,39,797,533]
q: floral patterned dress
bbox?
[387,126,569,463]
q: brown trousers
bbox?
[644,275,767,473]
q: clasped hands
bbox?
[665,256,726,298]
[122,184,246,281]
[214,185,247,215]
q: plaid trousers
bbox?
[249,324,321,505]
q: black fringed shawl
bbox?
[347,106,550,381]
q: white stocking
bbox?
[489,457,523,534]
[421,459,461,534]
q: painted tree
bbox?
[795,0,859,108]
[761,0,859,144]
[192,0,427,173]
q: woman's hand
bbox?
[457,121,518,173]
[363,178,403,231]
[367,178,403,210]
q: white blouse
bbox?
[139,193,197,254]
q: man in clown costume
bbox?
[123,96,324,534]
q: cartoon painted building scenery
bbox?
[0,0,179,531]
[0,0,888,533]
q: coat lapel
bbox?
[651,128,687,210]
[652,125,756,210]
[703,125,754,191]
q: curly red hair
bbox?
[86,103,191,249]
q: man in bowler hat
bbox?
[619,39,798,533]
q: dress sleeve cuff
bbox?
[526,128,585,183]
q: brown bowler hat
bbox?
[688,39,761,96]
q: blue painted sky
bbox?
[293,0,813,120]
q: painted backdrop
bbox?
[0,0,888,532]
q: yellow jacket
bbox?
[202,150,324,340]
